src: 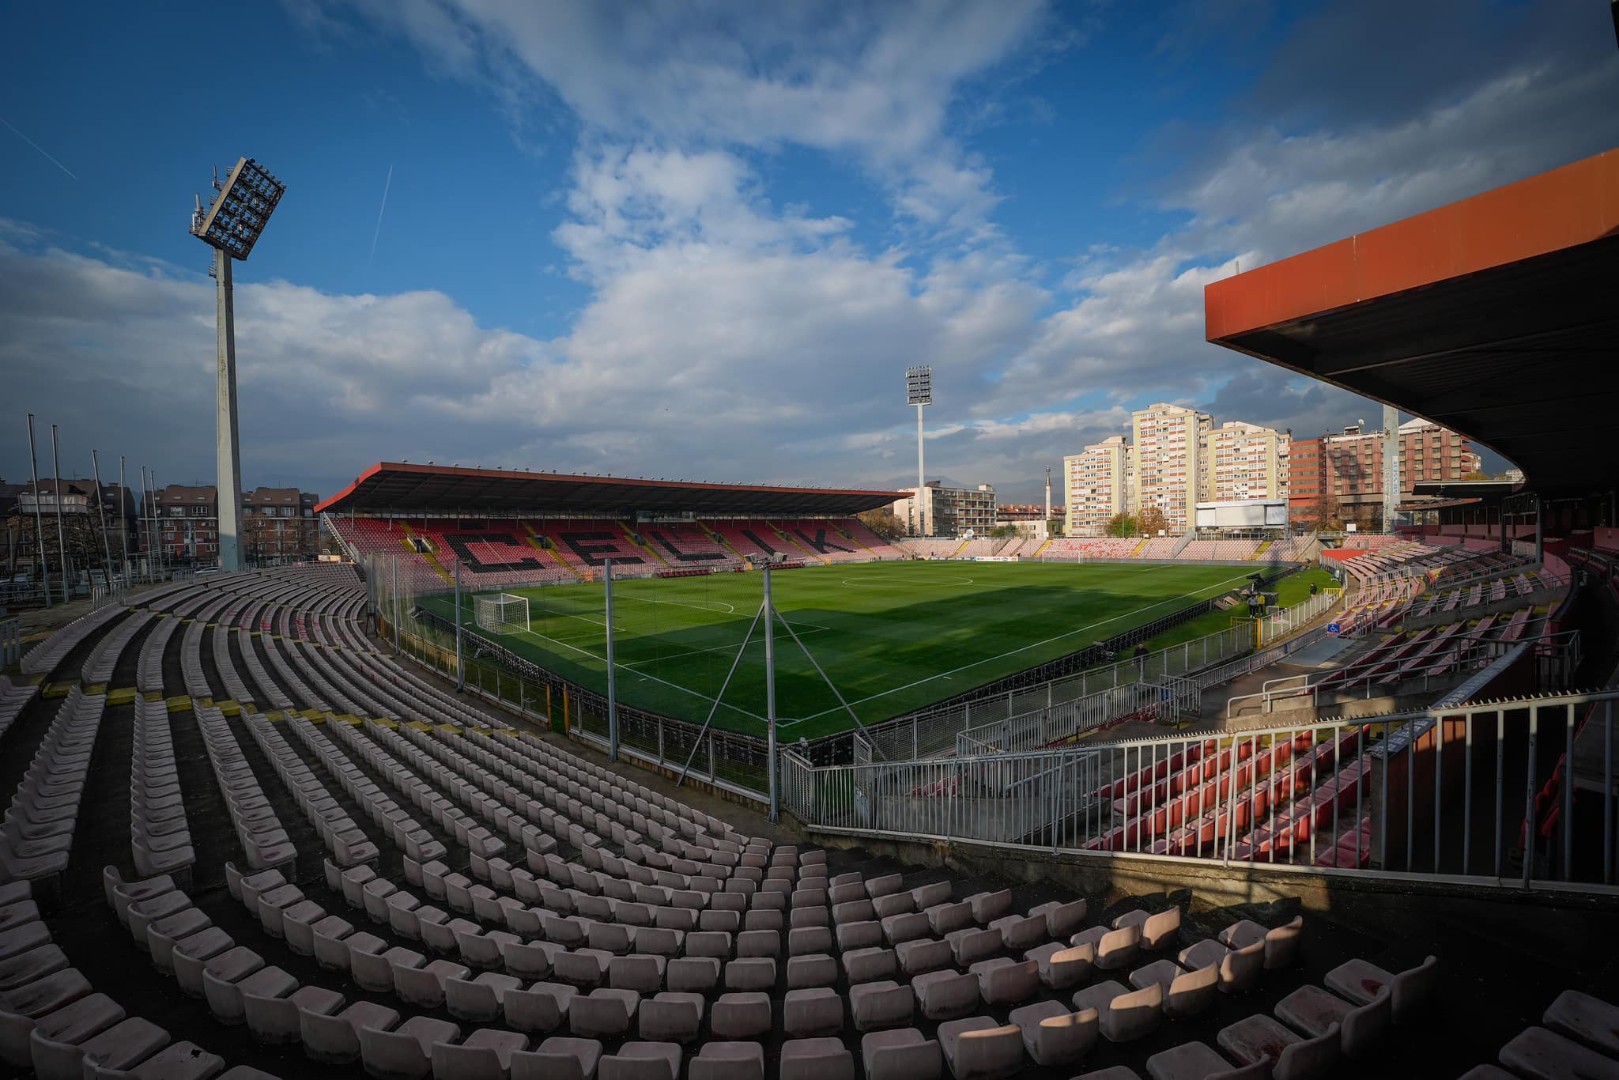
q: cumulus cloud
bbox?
[11,2,1619,502]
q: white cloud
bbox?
[333,0,1053,233]
[14,3,1619,505]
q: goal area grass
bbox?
[419,560,1261,740]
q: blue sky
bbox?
[3,0,1616,501]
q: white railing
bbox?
[860,586,1342,762]
[789,687,1619,891]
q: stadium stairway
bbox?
[618,525,671,568]
[400,524,455,586]
[520,523,586,582]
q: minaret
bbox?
[1044,466,1052,522]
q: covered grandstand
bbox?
[317,462,909,593]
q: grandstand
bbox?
[319,464,909,589]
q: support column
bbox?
[605,560,618,762]
[215,247,245,572]
[765,566,778,821]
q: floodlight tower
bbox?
[1382,404,1400,532]
[190,157,286,572]
[906,365,932,535]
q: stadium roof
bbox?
[1205,148,1619,494]
[314,462,904,518]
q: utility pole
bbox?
[50,425,69,603]
[26,415,50,607]
[91,451,115,592]
[605,560,618,762]
[764,565,778,822]
[118,456,131,581]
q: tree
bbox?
[1307,492,1345,531]
[989,523,1019,539]
[1105,513,1138,538]
[1462,469,1489,481]
[857,507,902,540]
[1137,506,1169,536]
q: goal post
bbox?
[474,592,530,634]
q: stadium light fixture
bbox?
[906,365,933,536]
[190,156,286,572]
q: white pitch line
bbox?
[620,623,830,670]
[513,626,768,722]
[613,593,738,616]
[782,568,1256,725]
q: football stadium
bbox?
[5,79,1619,1080]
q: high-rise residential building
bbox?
[1395,418,1482,487]
[890,482,997,538]
[1203,421,1290,504]
[1290,419,1481,526]
[1288,437,1325,518]
[1063,436,1131,536]
[1131,403,1211,531]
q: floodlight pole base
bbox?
[215,247,245,573]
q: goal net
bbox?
[474,593,529,634]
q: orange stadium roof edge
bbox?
[1206,147,1619,493]
[314,462,906,518]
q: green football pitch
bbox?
[420,560,1257,739]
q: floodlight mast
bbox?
[906,365,932,536]
[190,157,285,572]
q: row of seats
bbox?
[191,701,295,873]
[0,687,104,887]
[1459,989,1619,1079]
[130,694,196,880]
[0,675,39,742]
[4,875,248,1079]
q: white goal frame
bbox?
[474,592,530,634]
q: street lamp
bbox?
[906,365,932,535]
[191,157,286,572]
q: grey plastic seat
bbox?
[431,1027,528,1080]
[1009,999,1098,1067]
[598,1041,682,1080]
[937,1016,1024,1080]
[689,1039,763,1080]
[359,1015,460,1080]
[861,1027,942,1080]
[781,1037,856,1080]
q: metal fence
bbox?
[1226,622,1580,720]
[789,686,1619,890]
[953,675,1200,757]
[0,618,19,669]
[852,588,1342,762]
[785,742,1107,847]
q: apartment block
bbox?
[1203,421,1290,504]
[243,487,322,565]
[152,483,322,566]
[1291,419,1482,523]
[1132,403,1211,531]
[1063,435,1131,536]
[891,482,997,538]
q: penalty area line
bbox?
[511,627,767,723]
[781,568,1255,727]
